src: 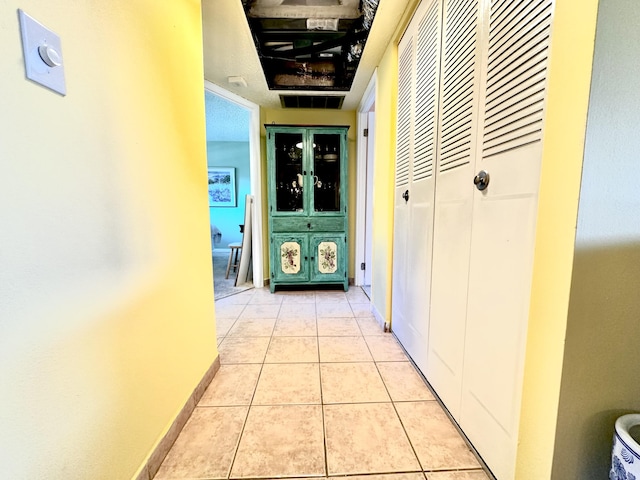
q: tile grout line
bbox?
[315,295,331,478]
[224,298,282,479]
[382,332,492,477]
[364,334,426,473]
[215,289,488,480]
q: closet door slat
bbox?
[438,0,479,174]
[396,39,414,187]
[482,0,553,158]
[413,1,442,181]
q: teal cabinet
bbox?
[267,125,348,292]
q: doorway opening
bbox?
[204,82,264,299]
[355,72,376,298]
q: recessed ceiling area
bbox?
[201,0,416,110]
[241,0,380,92]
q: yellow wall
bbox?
[516,0,599,478]
[550,0,640,477]
[0,1,217,479]
[370,45,398,320]
[262,109,357,279]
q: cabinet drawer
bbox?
[271,216,344,233]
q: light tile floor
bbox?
[154,287,491,480]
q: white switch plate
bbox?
[18,9,66,95]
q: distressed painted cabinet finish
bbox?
[266,125,348,292]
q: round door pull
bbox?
[402,190,410,202]
[474,170,490,191]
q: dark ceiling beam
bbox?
[256,18,357,30]
[259,32,345,43]
[261,28,369,60]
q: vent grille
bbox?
[482,0,552,158]
[439,0,478,173]
[279,95,345,109]
[413,1,440,182]
[395,40,414,188]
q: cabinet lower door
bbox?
[310,234,346,283]
[272,234,309,283]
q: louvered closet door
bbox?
[391,0,441,375]
[460,1,554,478]
[426,0,481,420]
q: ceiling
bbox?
[241,0,376,93]
[202,0,416,110]
[205,91,250,142]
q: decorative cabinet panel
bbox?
[267,125,348,292]
[272,234,309,284]
[310,234,346,283]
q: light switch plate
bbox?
[18,9,66,95]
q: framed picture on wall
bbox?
[208,167,236,207]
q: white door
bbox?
[363,111,375,287]
[391,0,441,374]
[393,0,554,476]
[426,0,481,419]
[459,1,554,478]
[392,30,417,367]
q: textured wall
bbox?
[551,0,640,477]
[0,1,217,478]
[515,0,599,478]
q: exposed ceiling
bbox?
[241,0,378,92]
[201,0,416,110]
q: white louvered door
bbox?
[391,34,413,363]
[426,0,481,420]
[460,1,554,478]
[393,0,553,476]
[391,0,441,375]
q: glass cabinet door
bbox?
[273,132,305,212]
[310,132,342,213]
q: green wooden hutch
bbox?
[266,125,349,292]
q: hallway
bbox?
[154,287,490,480]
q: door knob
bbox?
[402,190,409,203]
[473,170,490,191]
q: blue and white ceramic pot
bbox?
[611,414,640,480]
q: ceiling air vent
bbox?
[280,95,345,109]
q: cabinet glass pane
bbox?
[274,132,304,212]
[312,133,341,212]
